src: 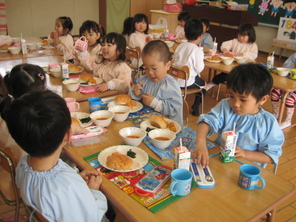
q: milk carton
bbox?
[61,63,69,80]
[174,146,191,170]
[219,130,238,163]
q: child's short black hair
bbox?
[79,20,106,43]
[238,23,256,43]
[100,32,126,62]
[6,90,71,158]
[142,40,171,64]
[57,16,73,33]
[178,11,191,22]
[227,63,273,102]
[184,19,203,41]
[200,18,210,29]
[122,17,133,36]
[131,13,149,34]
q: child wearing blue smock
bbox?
[129,40,183,125]
[193,64,284,168]
[5,90,111,222]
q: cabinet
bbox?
[150,10,179,34]
[130,0,164,22]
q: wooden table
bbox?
[63,101,296,222]
[269,42,296,60]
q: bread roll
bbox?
[69,64,81,73]
[71,117,80,126]
[150,115,168,129]
[115,94,132,105]
[106,152,133,170]
[0,44,10,50]
[80,73,96,84]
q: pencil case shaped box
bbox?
[75,36,88,52]
[134,165,172,197]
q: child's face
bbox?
[82,30,100,47]
[142,52,171,83]
[178,20,186,27]
[202,23,208,34]
[135,21,147,32]
[102,41,119,62]
[55,20,66,36]
[238,34,249,44]
[228,89,268,115]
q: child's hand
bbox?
[51,31,59,46]
[133,82,143,97]
[192,142,209,168]
[234,146,245,158]
[71,123,89,135]
[142,92,154,106]
[79,170,101,181]
[96,83,108,92]
[146,36,152,43]
[87,175,103,190]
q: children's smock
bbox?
[221,38,258,61]
[200,32,213,48]
[173,42,204,87]
[48,34,74,60]
[16,156,109,222]
[129,74,183,125]
[128,31,148,67]
[175,25,185,39]
[283,52,296,69]
[78,54,132,94]
[197,99,283,167]
[88,44,102,57]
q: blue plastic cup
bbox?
[238,164,266,190]
[88,97,102,113]
[170,169,192,196]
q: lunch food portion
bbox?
[41,40,49,47]
[0,44,10,50]
[106,152,133,170]
[114,94,137,109]
[150,115,168,129]
[80,73,97,84]
[68,64,82,73]
[207,55,221,61]
[71,117,80,126]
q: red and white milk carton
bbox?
[174,146,191,170]
[219,130,238,163]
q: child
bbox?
[208,23,258,88]
[200,18,213,49]
[5,90,110,221]
[173,18,207,116]
[174,11,191,40]
[122,16,133,44]
[48,16,74,62]
[79,20,106,56]
[78,32,131,93]
[129,40,183,125]
[129,13,152,67]
[193,64,283,168]
[271,52,296,129]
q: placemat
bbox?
[84,152,196,213]
[143,126,216,161]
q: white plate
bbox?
[71,112,93,127]
[140,118,181,134]
[0,50,9,53]
[79,77,103,86]
[98,145,149,172]
[107,100,143,113]
[204,56,221,63]
[69,66,84,74]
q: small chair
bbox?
[126,46,141,81]
[168,65,204,125]
[0,148,22,222]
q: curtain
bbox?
[107,0,130,33]
[0,0,7,35]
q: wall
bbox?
[5,0,98,37]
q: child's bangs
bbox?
[103,35,116,45]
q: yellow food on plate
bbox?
[80,73,97,84]
[68,64,82,73]
[126,100,137,109]
[224,52,234,58]
[149,115,168,129]
[106,152,133,170]
[168,122,177,132]
[0,44,10,50]
[115,94,132,105]
[208,55,221,61]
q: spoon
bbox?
[203,167,213,182]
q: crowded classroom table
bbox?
[63,101,296,222]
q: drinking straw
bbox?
[180,138,183,151]
[233,122,236,133]
[272,51,275,57]
[214,37,216,43]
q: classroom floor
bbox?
[1,52,296,222]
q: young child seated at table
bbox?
[271,52,296,129]
[5,90,111,222]
[174,11,191,40]
[77,32,131,93]
[200,18,213,49]
[48,16,74,62]
[129,40,183,125]
[207,23,258,89]
[173,18,208,116]
[79,20,106,56]
[193,64,284,168]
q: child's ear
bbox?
[258,95,269,106]
[64,128,73,143]
[166,60,172,71]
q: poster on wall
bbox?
[277,17,296,43]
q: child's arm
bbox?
[221,39,233,53]
[235,146,273,163]
[80,170,103,190]
[56,34,74,60]
[241,43,258,61]
[283,52,296,69]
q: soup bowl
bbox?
[119,127,146,146]
[90,110,114,127]
[148,129,176,149]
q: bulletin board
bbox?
[235,0,296,26]
[277,17,296,42]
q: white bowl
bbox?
[119,127,146,146]
[50,67,62,78]
[276,67,290,77]
[164,40,174,48]
[63,79,80,91]
[108,105,131,122]
[11,37,20,43]
[148,129,176,150]
[235,56,247,64]
[26,43,38,50]
[220,56,234,65]
[90,110,114,127]
[8,47,21,55]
